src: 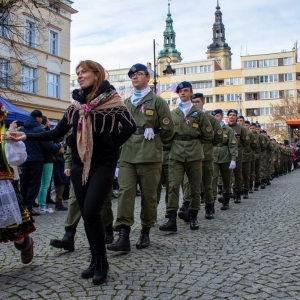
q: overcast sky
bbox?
[70,0,300,73]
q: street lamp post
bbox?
[153,39,175,94]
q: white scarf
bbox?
[178,100,193,117]
[130,86,151,107]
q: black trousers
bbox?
[71,163,115,256]
[20,161,44,210]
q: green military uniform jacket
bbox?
[202,112,223,161]
[228,122,250,162]
[213,123,238,164]
[169,106,214,162]
[120,91,174,164]
[242,130,257,163]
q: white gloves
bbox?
[229,160,236,169]
[144,128,155,140]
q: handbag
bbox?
[4,141,27,166]
[0,180,22,227]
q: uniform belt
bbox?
[173,134,199,141]
[133,128,160,135]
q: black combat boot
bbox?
[92,254,109,285]
[243,189,249,199]
[178,202,189,222]
[200,192,204,204]
[136,227,150,249]
[105,223,114,244]
[107,226,131,252]
[189,209,199,230]
[261,179,266,189]
[234,191,241,203]
[266,178,271,185]
[205,203,214,220]
[159,210,177,232]
[254,182,260,191]
[221,198,229,210]
[249,183,253,193]
[50,227,76,252]
[81,254,96,279]
[217,185,223,195]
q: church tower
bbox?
[157,3,182,75]
[206,0,232,69]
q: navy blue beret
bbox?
[245,120,250,125]
[256,124,261,128]
[250,122,257,127]
[227,109,238,116]
[128,63,148,77]
[238,115,245,119]
[212,109,223,116]
[193,93,204,99]
[176,81,192,93]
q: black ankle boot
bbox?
[217,185,223,195]
[81,256,96,279]
[234,191,241,203]
[249,183,253,193]
[50,227,76,251]
[205,203,214,220]
[189,209,199,230]
[105,223,114,244]
[178,202,189,222]
[221,198,229,210]
[92,254,109,285]
[159,210,177,232]
[136,227,150,249]
[254,182,260,191]
[243,189,249,199]
[107,227,131,252]
[261,179,266,189]
[14,235,34,264]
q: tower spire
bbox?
[158,2,182,62]
[216,0,220,10]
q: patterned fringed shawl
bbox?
[65,89,132,184]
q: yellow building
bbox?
[0,0,77,123]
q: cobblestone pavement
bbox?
[1,171,300,300]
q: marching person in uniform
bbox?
[108,63,174,252]
[212,109,238,210]
[159,82,214,232]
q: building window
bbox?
[175,68,184,75]
[118,74,127,81]
[226,93,242,102]
[284,90,294,98]
[260,107,271,116]
[258,59,278,67]
[246,109,259,117]
[259,91,279,99]
[0,58,10,88]
[49,30,59,55]
[70,79,78,87]
[284,73,293,81]
[191,81,212,89]
[205,96,213,103]
[225,78,242,86]
[49,4,59,13]
[259,74,278,83]
[246,93,258,100]
[243,60,257,68]
[24,19,36,47]
[186,66,199,74]
[46,72,60,98]
[245,77,258,85]
[21,65,37,93]
[160,84,170,91]
[0,13,9,38]
[215,94,224,102]
[283,57,293,65]
[109,75,117,82]
[215,80,224,87]
[200,65,211,72]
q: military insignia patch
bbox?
[178,83,183,89]
[223,134,228,138]
[254,140,257,143]
[246,136,250,140]
[217,129,222,135]
[191,112,198,117]
[192,123,199,128]
[206,126,212,132]
[144,99,152,104]
[145,109,154,116]
[232,140,237,144]
[131,66,136,72]
[163,117,170,125]
[262,141,265,144]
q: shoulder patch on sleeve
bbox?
[254,140,257,143]
[232,139,237,144]
[217,129,222,135]
[246,135,250,140]
[206,126,212,132]
[163,117,170,125]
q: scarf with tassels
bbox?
[65,88,131,184]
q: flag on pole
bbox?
[155,84,161,95]
[170,82,178,93]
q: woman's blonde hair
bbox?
[76,60,107,103]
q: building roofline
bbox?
[240,50,294,58]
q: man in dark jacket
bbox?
[20,110,60,216]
